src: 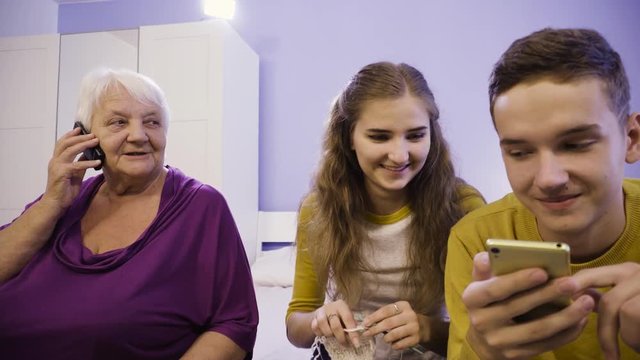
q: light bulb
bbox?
[203,0,236,20]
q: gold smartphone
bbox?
[485,239,571,322]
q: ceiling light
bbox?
[203,0,236,20]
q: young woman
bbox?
[285,62,485,359]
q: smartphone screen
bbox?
[73,121,104,170]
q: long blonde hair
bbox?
[304,62,466,315]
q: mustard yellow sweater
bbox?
[445,178,640,360]
[287,184,486,320]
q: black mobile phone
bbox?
[73,121,104,170]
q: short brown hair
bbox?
[489,28,630,123]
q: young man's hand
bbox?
[462,252,595,359]
[572,263,640,359]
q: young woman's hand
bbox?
[311,300,361,347]
[361,301,421,350]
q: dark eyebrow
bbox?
[407,126,429,132]
[558,124,601,137]
[366,126,428,133]
[499,138,527,146]
[500,124,601,146]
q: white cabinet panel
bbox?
[218,24,260,261]
[142,35,212,121]
[0,128,50,208]
[57,29,138,138]
[0,51,49,129]
[140,22,223,187]
[56,29,139,180]
[165,119,209,184]
[140,20,259,262]
[0,34,58,225]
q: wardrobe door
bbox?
[57,29,139,136]
[139,20,259,262]
[140,21,216,185]
[0,34,59,225]
[57,29,139,179]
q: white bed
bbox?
[251,212,311,359]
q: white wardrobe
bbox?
[0,20,260,262]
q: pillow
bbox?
[251,245,296,287]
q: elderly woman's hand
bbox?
[41,127,102,212]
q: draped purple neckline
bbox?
[52,167,197,272]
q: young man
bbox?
[445,28,640,360]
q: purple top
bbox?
[0,167,258,359]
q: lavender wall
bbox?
[15,0,640,210]
[235,0,640,210]
[0,0,57,36]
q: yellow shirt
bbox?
[287,184,486,320]
[445,178,640,360]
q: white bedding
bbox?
[252,213,310,359]
[253,285,311,359]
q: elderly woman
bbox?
[0,68,258,359]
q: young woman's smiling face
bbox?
[351,93,431,209]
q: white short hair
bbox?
[75,68,170,131]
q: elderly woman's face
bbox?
[90,85,166,181]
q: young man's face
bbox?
[493,77,638,257]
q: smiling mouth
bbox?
[540,194,579,203]
[382,164,410,172]
[537,194,581,210]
